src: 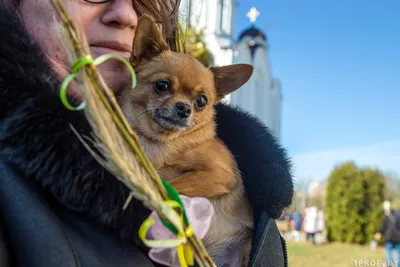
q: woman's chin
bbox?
[97,63,131,96]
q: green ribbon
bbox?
[160,180,190,236]
[60,54,137,111]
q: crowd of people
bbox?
[288,206,326,244]
[283,201,400,265]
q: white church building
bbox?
[179,1,282,139]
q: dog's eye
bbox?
[153,80,170,93]
[195,94,208,109]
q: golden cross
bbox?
[247,7,260,24]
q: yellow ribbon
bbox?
[60,53,137,111]
[139,200,195,267]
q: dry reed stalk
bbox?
[49,0,216,266]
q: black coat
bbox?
[379,212,400,243]
[0,6,293,267]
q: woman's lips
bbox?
[90,46,131,59]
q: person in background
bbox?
[375,201,400,267]
[316,210,325,234]
[303,206,318,245]
[290,211,302,242]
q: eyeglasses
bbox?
[81,0,145,18]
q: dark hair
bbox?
[135,0,182,52]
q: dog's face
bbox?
[121,15,253,141]
[126,52,217,137]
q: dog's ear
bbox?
[211,64,254,100]
[131,15,168,63]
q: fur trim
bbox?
[215,104,293,220]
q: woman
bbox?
[0,0,293,266]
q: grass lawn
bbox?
[287,242,386,267]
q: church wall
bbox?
[253,45,271,83]
[230,41,252,108]
[179,0,234,67]
[271,79,282,139]
[253,47,274,132]
[180,0,216,32]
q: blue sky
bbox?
[234,0,400,182]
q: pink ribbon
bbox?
[145,196,214,267]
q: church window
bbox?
[217,0,232,34]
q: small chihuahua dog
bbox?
[120,15,254,266]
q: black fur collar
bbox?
[0,6,293,248]
[0,7,149,244]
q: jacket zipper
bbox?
[281,235,289,267]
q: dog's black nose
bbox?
[175,102,192,118]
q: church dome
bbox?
[238,26,267,41]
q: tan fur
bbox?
[120,15,254,266]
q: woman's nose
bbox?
[100,0,138,29]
